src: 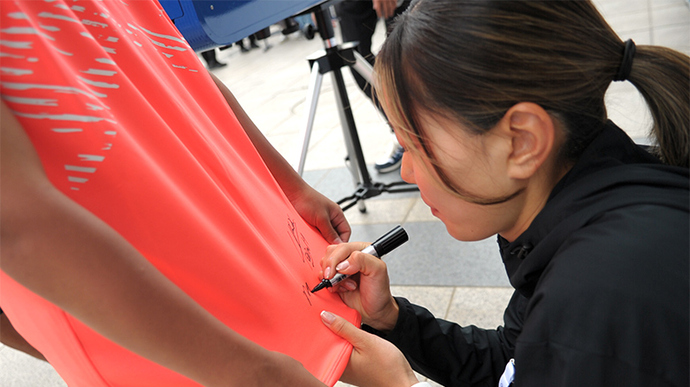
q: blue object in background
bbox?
[159,0,323,51]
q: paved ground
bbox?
[1,0,687,385]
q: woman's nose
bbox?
[399,152,415,184]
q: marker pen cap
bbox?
[370,225,408,257]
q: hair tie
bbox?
[614,39,636,82]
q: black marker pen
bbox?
[311,225,408,293]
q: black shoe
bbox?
[375,144,403,173]
[208,61,227,69]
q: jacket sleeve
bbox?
[365,291,527,387]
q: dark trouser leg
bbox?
[335,1,378,103]
[201,49,216,64]
[335,1,412,118]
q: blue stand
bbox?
[160,0,323,51]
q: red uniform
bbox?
[0,1,357,385]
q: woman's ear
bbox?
[501,102,556,180]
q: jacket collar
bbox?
[498,121,686,297]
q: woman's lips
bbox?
[420,194,439,217]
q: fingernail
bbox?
[321,311,335,324]
[324,267,332,279]
[343,280,357,291]
[336,260,350,272]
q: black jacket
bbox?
[371,122,689,386]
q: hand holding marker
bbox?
[311,225,409,293]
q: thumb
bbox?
[319,222,344,245]
[324,209,351,244]
[321,310,420,387]
[313,210,348,244]
[321,311,367,348]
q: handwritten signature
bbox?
[301,282,313,306]
[287,215,313,268]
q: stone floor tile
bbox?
[445,287,515,329]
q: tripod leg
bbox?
[329,69,370,213]
[297,62,324,176]
[330,72,360,182]
[351,50,374,85]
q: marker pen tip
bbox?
[310,280,329,293]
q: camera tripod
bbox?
[296,3,418,212]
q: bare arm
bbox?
[373,0,397,19]
[209,73,351,243]
[0,312,46,361]
[0,101,326,387]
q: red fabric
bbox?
[0,1,358,385]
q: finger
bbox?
[383,2,396,19]
[320,242,369,279]
[318,206,351,244]
[374,0,396,19]
[341,278,358,291]
[329,208,351,243]
[317,220,343,245]
[337,250,387,278]
[320,311,369,349]
[373,4,383,19]
[332,278,358,293]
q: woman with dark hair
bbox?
[319,1,689,386]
